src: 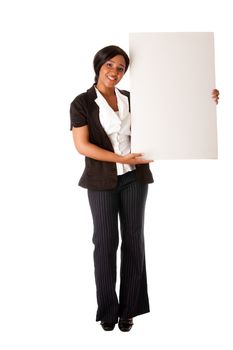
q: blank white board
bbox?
[129,32,218,159]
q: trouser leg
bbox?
[118,179,150,319]
[87,189,119,323]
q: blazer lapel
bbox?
[86,85,114,150]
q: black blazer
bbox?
[70,85,154,190]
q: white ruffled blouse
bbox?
[95,87,135,175]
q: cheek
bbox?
[99,66,108,75]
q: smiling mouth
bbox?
[107,75,117,81]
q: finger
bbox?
[212,89,219,96]
[131,153,144,158]
[212,93,219,99]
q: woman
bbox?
[70,45,219,332]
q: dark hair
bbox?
[93,45,130,83]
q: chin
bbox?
[106,82,117,88]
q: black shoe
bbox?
[118,318,134,332]
[100,322,115,331]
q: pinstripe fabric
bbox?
[87,170,150,323]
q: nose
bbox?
[109,66,118,76]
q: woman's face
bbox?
[97,55,126,88]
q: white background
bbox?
[0,1,232,349]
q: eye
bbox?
[118,67,125,73]
[106,62,113,68]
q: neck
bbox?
[96,82,116,97]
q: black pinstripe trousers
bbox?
[87,170,150,323]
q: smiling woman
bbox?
[70,45,154,333]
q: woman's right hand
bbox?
[72,126,153,164]
[119,153,154,165]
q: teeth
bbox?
[107,76,116,81]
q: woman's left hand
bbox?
[212,89,220,104]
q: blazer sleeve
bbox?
[70,93,88,130]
